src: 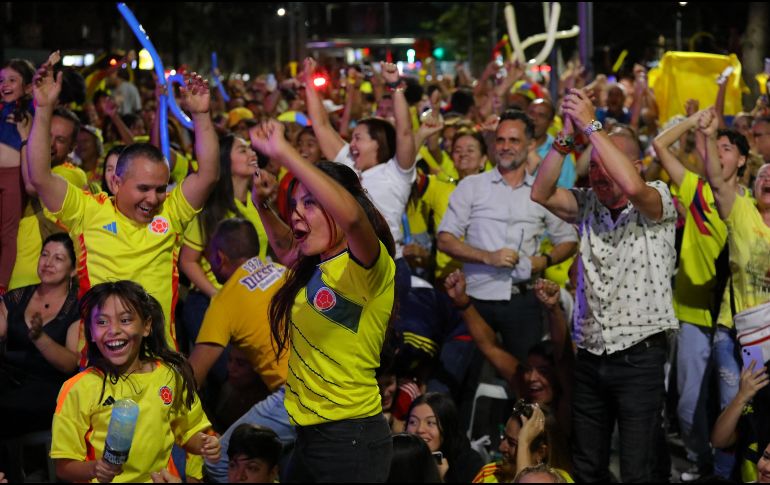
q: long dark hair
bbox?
[269,161,395,358]
[387,433,441,483]
[198,134,243,248]
[79,281,197,411]
[407,392,469,468]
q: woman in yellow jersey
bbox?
[250,119,396,482]
[179,134,268,353]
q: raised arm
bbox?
[303,58,346,160]
[251,170,301,267]
[380,62,416,170]
[712,363,768,448]
[444,270,519,384]
[179,73,220,210]
[699,107,735,219]
[564,88,664,221]
[102,97,136,145]
[251,120,381,266]
[651,108,702,187]
[28,52,68,213]
[531,116,580,223]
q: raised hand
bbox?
[518,404,545,446]
[32,51,62,110]
[380,62,400,85]
[179,72,210,115]
[737,361,769,404]
[417,109,444,140]
[697,107,718,138]
[444,270,469,307]
[562,88,595,132]
[251,169,279,207]
[249,119,289,160]
[302,57,317,85]
[685,98,700,117]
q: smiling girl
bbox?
[250,119,396,481]
[51,281,220,483]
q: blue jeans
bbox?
[676,323,740,477]
[205,386,295,482]
[572,335,668,483]
[285,413,392,482]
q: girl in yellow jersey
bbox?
[51,281,220,482]
[250,119,396,481]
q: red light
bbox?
[541,65,552,72]
[109,58,117,66]
[313,76,327,88]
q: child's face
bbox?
[90,295,151,374]
[227,455,278,483]
[0,67,28,103]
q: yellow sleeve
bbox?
[164,184,201,234]
[52,165,88,190]
[185,454,204,481]
[347,240,396,300]
[170,385,212,447]
[51,373,93,461]
[171,152,190,185]
[49,182,90,236]
[182,215,206,252]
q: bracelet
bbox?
[551,142,571,156]
[386,80,406,92]
[454,300,473,311]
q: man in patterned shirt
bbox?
[532,88,678,482]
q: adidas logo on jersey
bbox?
[102,222,118,234]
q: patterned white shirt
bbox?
[571,180,679,355]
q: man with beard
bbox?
[437,109,577,363]
[531,88,678,482]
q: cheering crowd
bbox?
[0,32,769,484]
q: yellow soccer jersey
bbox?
[51,362,211,483]
[8,164,84,290]
[50,182,199,350]
[726,190,770,314]
[196,257,288,391]
[672,171,728,327]
[182,197,270,290]
[285,241,395,426]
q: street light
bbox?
[277,7,286,16]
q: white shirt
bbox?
[570,180,679,355]
[438,168,577,301]
[334,144,416,259]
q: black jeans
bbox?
[285,413,393,483]
[572,334,668,483]
[472,291,544,363]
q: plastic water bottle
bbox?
[103,399,139,465]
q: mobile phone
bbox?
[432,451,443,465]
[741,344,765,370]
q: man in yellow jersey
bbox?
[10,107,87,290]
[189,219,287,397]
[26,57,219,352]
[653,111,748,481]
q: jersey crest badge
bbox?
[313,286,337,312]
[149,216,170,235]
[159,386,173,405]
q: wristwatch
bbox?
[583,119,603,137]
